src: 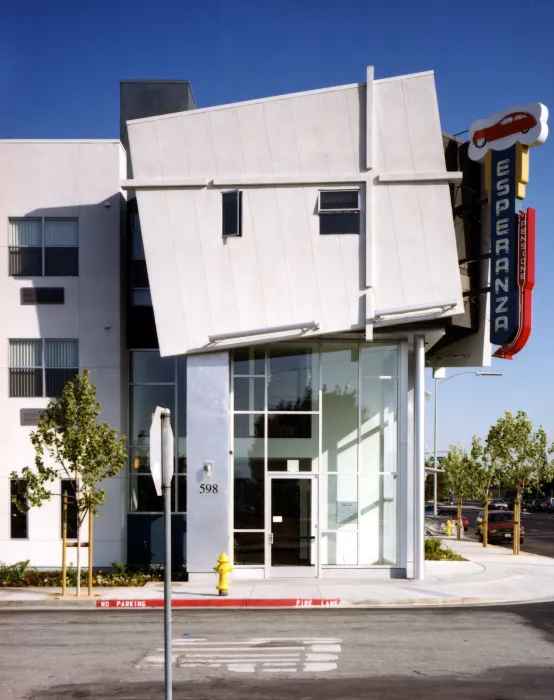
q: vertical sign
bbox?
[489,146,519,346]
[468,101,548,359]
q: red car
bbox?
[438,507,469,532]
[473,112,537,148]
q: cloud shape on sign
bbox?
[468,102,548,162]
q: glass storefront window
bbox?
[233,532,265,565]
[130,385,175,445]
[231,342,399,567]
[268,345,319,411]
[129,351,186,514]
[233,347,265,376]
[131,352,176,383]
[321,343,359,473]
[360,378,398,474]
[267,415,318,472]
[234,377,265,412]
[130,475,175,513]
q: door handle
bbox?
[268,533,274,544]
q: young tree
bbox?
[486,410,554,554]
[442,444,478,540]
[11,369,127,595]
[471,436,502,547]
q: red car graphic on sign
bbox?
[472,112,537,148]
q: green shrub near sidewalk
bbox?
[0,560,186,587]
[425,538,465,561]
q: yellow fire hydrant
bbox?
[445,519,453,537]
[214,552,233,596]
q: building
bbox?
[0,68,488,579]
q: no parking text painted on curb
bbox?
[96,598,342,609]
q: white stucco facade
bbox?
[0,140,127,567]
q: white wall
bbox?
[127,70,462,357]
[0,141,127,568]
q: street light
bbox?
[431,370,503,514]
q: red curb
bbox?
[96,598,341,609]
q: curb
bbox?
[2,596,554,610]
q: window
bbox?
[9,339,79,398]
[21,288,65,305]
[222,190,242,237]
[129,351,187,513]
[318,190,360,235]
[10,480,28,539]
[9,218,79,276]
[61,479,78,539]
[131,289,152,307]
[130,213,152,307]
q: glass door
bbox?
[267,475,318,577]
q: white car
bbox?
[490,499,508,510]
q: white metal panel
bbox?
[274,188,323,325]
[225,190,267,330]
[374,79,414,173]
[302,187,353,332]
[345,86,365,173]
[263,99,301,175]
[192,188,241,335]
[246,188,294,327]
[236,103,273,175]
[209,109,245,176]
[366,66,374,170]
[416,184,462,302]
[403,74,446,172]
[156,116,189,177]
[127,121,162,178]
[388,184,433,303]
[181,112,217,177]
[164,189,213,342]
[135,189,189,356]
[318,89,358,174]
[291,94,329,175]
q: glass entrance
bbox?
[268,475,317,576]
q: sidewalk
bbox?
[1,539,553,609]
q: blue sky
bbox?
[1,0,553,452]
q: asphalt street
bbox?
[461,507,554,557]
[2,606,554,699]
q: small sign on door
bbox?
[272,515,283,523]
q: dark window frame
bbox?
[128,350,187,515]
[9,338,79,398]
[318,189,361,236]
[8,217,79,277]
[20,287,65,305]
[222,190,243,237]
[10,479,28,539]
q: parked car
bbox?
[490,499,508,510]
[522,499,539,512]
[425,505,435,515]
[437,506,469,532]
[476,511,524,543]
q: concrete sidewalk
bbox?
[1,539,553,609]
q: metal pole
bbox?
[161,409,173,700]
[88,501,93,598]
[433,378,438,515]
[62,491,67,597]
[414,335,425,581]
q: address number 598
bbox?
[200,484,219,494]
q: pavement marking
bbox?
[137,636,342,674]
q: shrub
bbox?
[424,538,464,561]
[0,562,187,587]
